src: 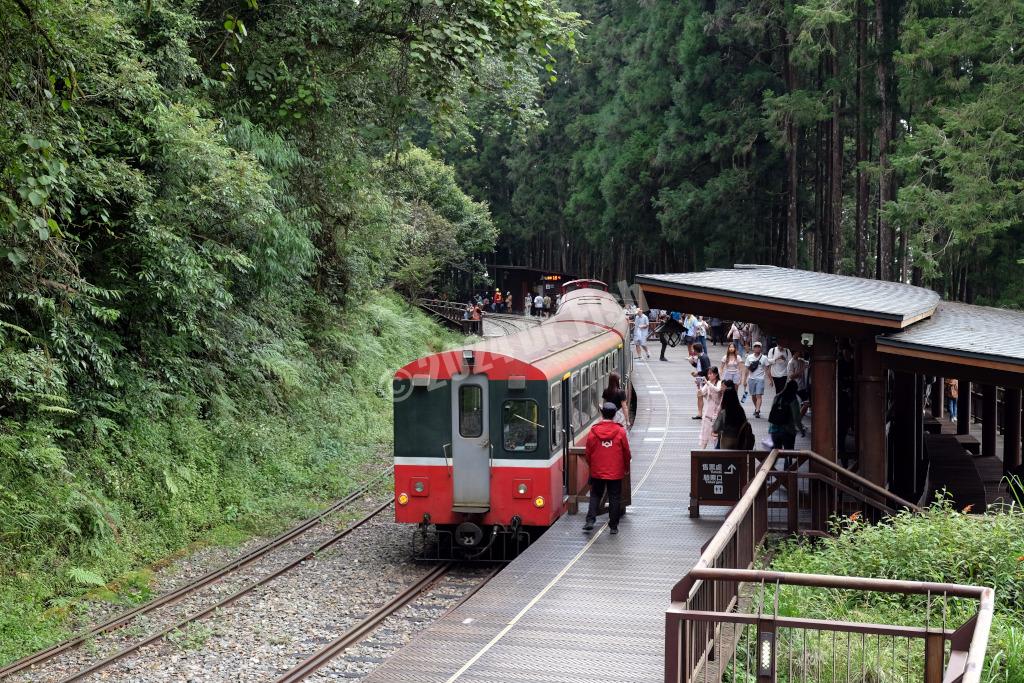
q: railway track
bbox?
[275,563,502,682]
[0,472,392,682]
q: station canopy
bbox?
[637,265,1024,387]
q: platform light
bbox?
[517,483,528,495]
[398,492,410,505]
[533,496,545,508]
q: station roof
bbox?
[637,266,940,330]
[877,301,1024,377]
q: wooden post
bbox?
[891,372,916,500]
[982,385,997,458]
[1005,388,1022,476]
[857,339,887,486]
[932,377,944,418]
[924,632,944,683]
[957,380,971,436]
[811,335,837,461]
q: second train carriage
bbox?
[393,281,631,558]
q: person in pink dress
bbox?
[698,367,724,448]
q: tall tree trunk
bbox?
[830,26,843,275]
[785,30,799,269]
[855,0,869,277]
[815,117,825,272]
[875,0,895,281]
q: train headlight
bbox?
[414,481,425,493]
[398,492,410,505]
[517,483,528,495]
[533,496,545,509]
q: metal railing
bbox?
[666,449,994,683]
[416,298,539,336]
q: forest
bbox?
[1,0,1023,664]
[457,0,1024,305]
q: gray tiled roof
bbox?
[637,266,940,324]
[878,301,1024,366]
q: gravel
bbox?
[9,493,493,683]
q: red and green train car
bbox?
[393,281,631,558]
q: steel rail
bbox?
[0,469,390,680]
[273,562,453,683]
[53,500,394,683]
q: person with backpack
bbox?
[713,381,755,450]
[768,379,802,450]
[727,321,746,358]
[583,402,632,535]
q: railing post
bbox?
[787,471,798,533]
[756,619,777,683]
[924,632,944,683]
[664,614,682,683]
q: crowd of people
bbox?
[582,309,871,535]
[626,311,816,451]
[460,288,562,325]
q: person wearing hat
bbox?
[744,341,767,418]
[583,402,632,534]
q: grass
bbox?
[0,293,461,665]
[723,500,1024,682]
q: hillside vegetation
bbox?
[0,0,578,662]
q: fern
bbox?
[67,567,106,588]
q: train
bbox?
[392,280,632,559]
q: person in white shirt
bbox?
[767,342,793,395]
[744,341,767,418]
[533,293,544,317]
[633,310,651,360]
[524,294,533,316]
[696,317,709,350]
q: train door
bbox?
[560,375,572,494]
[450,374,490,512]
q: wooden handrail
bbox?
[690,567,989,600]
[668,447,993,683]
[798,449,922,512]
[671,449,781,601]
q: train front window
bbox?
[503,400,539,452]
[459,385,483,437]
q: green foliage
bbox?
[757,502,1024,681]
[890,0,1024,299]
[454,0,1024,301]
[0,294,459,663]
[0,0,560,666]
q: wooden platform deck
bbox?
[365,341,810,683]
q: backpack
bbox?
[768,396,789,426]
[738,421,755,450]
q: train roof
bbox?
[466,287,626,365]
[395,286,628,381]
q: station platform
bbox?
[367,342,810,683]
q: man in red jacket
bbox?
[583,402,632,534]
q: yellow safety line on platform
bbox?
[443,360,671,683]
